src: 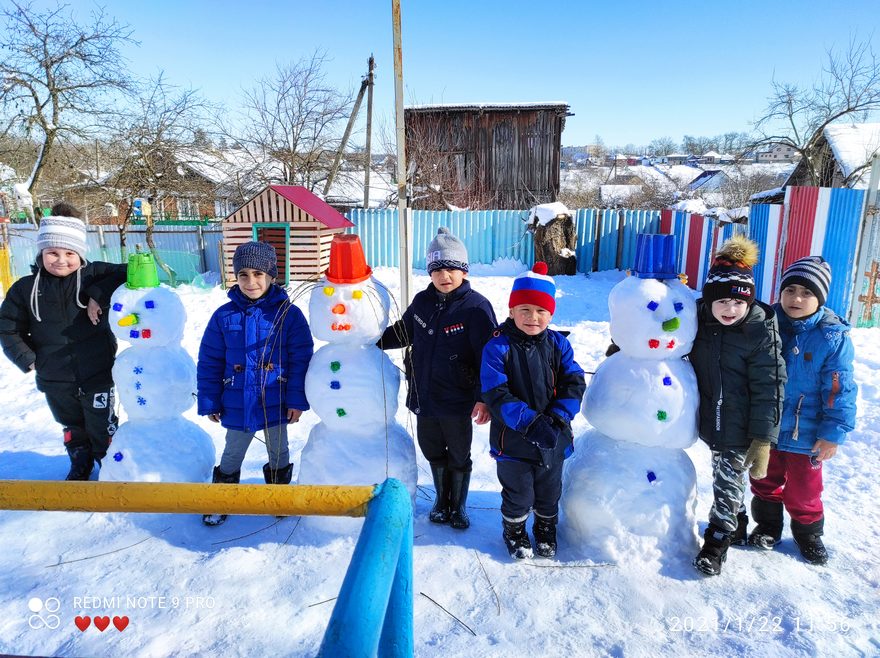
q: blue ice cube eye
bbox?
[647,301,659,311]
[112,303,123,311]
[145,300,155,309]
[674,302,684,313]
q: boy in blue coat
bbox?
[197,241,313,525]
[481,263,586,559]
[379,228,497,529]
[749,257,857,564]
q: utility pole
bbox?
[363,55,375,209]
[392,0,412,305]
[323,63,371,198]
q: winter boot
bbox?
[262,462,293,485]
[65,445,95,481]
[203,466,241,526]
[428,464,450,524]
[448,470,471,530]
[791,518,828,565]
[532,513,558,558]
[502,518,533,559]
[693,524,732,576]
[747,497,784,551]
[729,508,750,546]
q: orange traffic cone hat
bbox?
[325,234,373,284]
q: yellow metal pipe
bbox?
[0,481,376,517]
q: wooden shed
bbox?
[222,185,354,284]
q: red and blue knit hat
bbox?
[509,262,556,314]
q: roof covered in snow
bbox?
[405,102,571,114]
[823,122,880,186]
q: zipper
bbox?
[827,372,840,408]
[792,394,804,441]
[714,331,723,433]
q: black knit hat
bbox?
[233,241,278,278]
[780,256,831,307]
[701,235,759,307]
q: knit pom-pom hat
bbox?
[702,235,759,306]
[509,262,556,314]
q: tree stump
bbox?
[534,217,577,276]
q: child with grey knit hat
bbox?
[748,256,857,565]
[0,202,127,480]
[379,227,497,529]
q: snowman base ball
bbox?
[561,432,699,564]
[99,418,215,483]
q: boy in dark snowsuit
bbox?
[0,204,127,480]
[197,241,313,525]
[748,257,857,565]
[379,227,497,529]
[688,236,786,575]
[481,263,586,559]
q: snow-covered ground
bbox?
[1,267,878,657]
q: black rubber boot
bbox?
[693,524,732,576]
[262,462,293,485]
[448,470,471,530]
[65,445,94,481]
[203,466,241,526]
[729,508,749,546]
[502,518,533,559]
[532,513,558,558]
[792,518,828,565]
[748,497,784,550]
[428,464,450,524]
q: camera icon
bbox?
[28,597,61,630]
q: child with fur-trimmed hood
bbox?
[687,235,787,576]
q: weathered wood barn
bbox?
[404,102,571,210]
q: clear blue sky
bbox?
[29,0,880,148]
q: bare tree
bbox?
[0,0,133,195]
[648,137,677,157]
[221,52,353,192]
[754,39,880,185]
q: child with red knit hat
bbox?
[480,262,586,559]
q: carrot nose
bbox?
[118,313,139,326]
[332,303,346,315]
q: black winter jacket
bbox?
[688,300,786,451]
[378,279,497,416]
[0,261,127,391]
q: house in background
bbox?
[758,143,800,163]
[783,123,880,189]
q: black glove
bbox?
[526,415,561,468]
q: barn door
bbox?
[252,223,290,285]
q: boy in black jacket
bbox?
[0,203,127,480]
[379,228,497,529]
[688,236,786,575]
[481,263,586,559]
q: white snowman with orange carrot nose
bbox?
[99,252,215,482]
[297,235,417,514]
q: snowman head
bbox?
[109,285,186,346]
[309,235,390,344]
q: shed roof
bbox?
[268,185,354,228]
[823,122,880,185]
[405,102,571,115]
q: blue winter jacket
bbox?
[773,305,857,454]
[481,318,586,464]
[197,285,313,433]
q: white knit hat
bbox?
[37,216,88,261]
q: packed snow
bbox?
[1,266,879,657]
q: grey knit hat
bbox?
[36,216,88,261]
[233,241,278,278]
[426,227,468,274]
[780,256,831,307]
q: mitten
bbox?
[526,415,561,469]
[743,440,771,480]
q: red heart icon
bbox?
[94,616,110,632]
[74,616,90,631]
[113,615,129,632]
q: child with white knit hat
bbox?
[0,202,127,480]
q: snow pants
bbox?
[43,383,117,461]
[219,424,289,474]
[708,449,749,534]
[497,459,563,522]
[416,415,473,472]
[750,449,824,525]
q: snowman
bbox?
[561,233,700,563]
[297,235,417,518]
[99,252,215,482]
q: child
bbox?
[197,241,313,526]
[748,257,857,565]
[0,203,127,480]
[688,235,786,575]
[379,227,497,529]
[481,263,586,558]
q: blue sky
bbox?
[30,0,880,148]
